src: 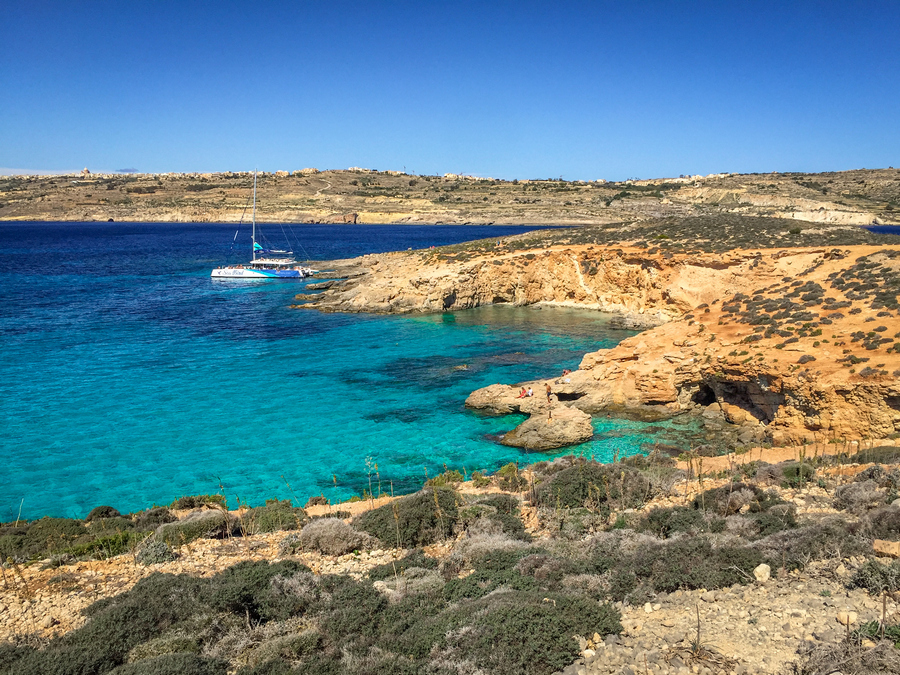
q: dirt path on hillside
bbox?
[675,438,899,475]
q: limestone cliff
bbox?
[299,234,900,448]
[296,246,756,323]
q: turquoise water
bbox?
[0,223,689,521]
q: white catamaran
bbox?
[211,172,317,279]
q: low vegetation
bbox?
[5,449,900,674]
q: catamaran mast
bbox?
[251,170,258,261]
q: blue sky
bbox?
[2,1,898,180]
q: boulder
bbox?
[874,539,900,558]
[466,384,528,414]
[836,611,858,626]
[500,406,594,451]
[753,563,771,584]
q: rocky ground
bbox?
[2,167,899,226]
[555,472,900,675]
[561,558,889,675]
[4,452,900,675]
[0,532,406,641]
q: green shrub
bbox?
[123,634,200,662]
[353,488,459,547]
[65,531,145,560]
[0,644,29,672]
[495,463,528,491]
[170,495,226,510]
[853,465,900,490]
[107,654,227,675]
[206,560,312,623]
[425,469,463,487]
[856,619,900,648]
[241,500,307,534]
[319,577,387,637]
[134,508,176,530]
[633,539,765,594]
[12,573,208,674]
[781,462,815,488]
[135,540,177,566]
[368,549,437,581]
[851,445,900,464]
[748,504,798,537]
[866,507,900,539]
[459,494,529,540]
[514,553,592,588]
[443,569,538,601]
[438,592,620,675]
[237,659,312,675]
[473,493,519,513]
[374,593,451,660]
[467,545,540,572]
[88,516,136,534]
[0,517,91,562]
[639,507,725,538]
[534,461,651,513]
[155,510,237,547]
[85,505,123,522]
[835,480,890,513]
[848,559,900,595]
[539,506,608,539]
[753,518,871,568]
[692,482,783,515]
[470,471,491,488]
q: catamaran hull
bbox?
[212,268,305,279]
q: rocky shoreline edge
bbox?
[295,219,900,455]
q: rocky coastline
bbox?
[296,217,900,454]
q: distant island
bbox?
[1,167,898,227]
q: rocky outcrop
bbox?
[500,405,594,450]
[293,233,900,448]
[458,243,900,448]
[295,247,760,318]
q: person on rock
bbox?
[546,383,552,403]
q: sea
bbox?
[1,222,696,522]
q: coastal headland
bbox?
[296,215,900,452]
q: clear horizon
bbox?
[1,164,897,181]
[3,1,898,181]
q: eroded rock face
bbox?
[296,247,748,318]
[500,405,594,451]
[309,243,900,448]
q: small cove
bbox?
[1,222,698,520]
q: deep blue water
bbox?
[866,225,900,236]
[0,222,690,521]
